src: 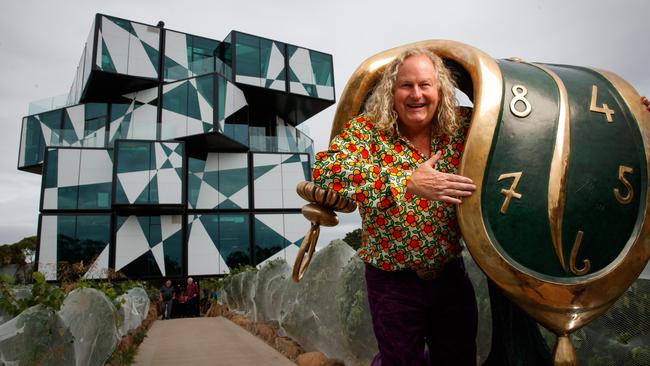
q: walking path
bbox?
[134,317,295,366]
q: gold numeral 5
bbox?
[614,165,634,204]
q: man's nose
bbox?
[410,86,423,99]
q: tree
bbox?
[343,228,362,250]
[0,236,37,265]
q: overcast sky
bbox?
[1,0,648,276]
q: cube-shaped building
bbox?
[19,14,334,280]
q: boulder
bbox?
[0,305,75,365]
[58,288,120,366]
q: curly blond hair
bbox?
[365,48,459,135]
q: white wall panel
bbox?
[39,216,58,281]
[115,216,150,271]
[79,150,112,186]
[100,16,130,74]
[253,154,282,208]
[57,149,81,188]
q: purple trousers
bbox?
[365,258,478,366]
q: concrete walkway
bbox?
[134,317,295,366]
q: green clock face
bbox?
[482,59,647,280]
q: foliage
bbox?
[0,272,65,316]
[343,228,362,250]
[202,277,225,292]
[0,236,37,265]
[107,326,149,365]
[228,263,257,276]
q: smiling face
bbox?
[393,54,440,134]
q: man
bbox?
[313,48,477,366]
[159,279,175,320]
[186,277,200,317]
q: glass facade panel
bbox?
[22,117,45,167]
[115,141,152,205]
[235,33,261,81]
[219,214,250,269]
[115,215,183,278]
[254,214,288,265]
[77,183,112,209]
[57,215,110,271]
[310,51,333,86]
[117,141,151,173]
[115,141,183,205]
[44,149,58,189]
[57,186,78,209]
[187,152,248,209]
[84,103,108,147]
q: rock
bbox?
[255,323,277,344]
[253,259,292,322]
[204,301,229,317]
[230,314,252,328]
[0,305,75,365]
[275,336,304,360]
[296,351,329,366]
[323,358,346,366]
[58,288,120,366]
[116,287,150,337]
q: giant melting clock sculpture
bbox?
[293,40,650,365]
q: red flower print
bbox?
[331,180,345,192]
[379,238,390,252]
[354,191,369,204]
[373,180,385,192]
[390,227,405,241]
[393,250,406,264]
[403,212,417,227]
[361,148,369,159]
[407,236,421,251]
[379,197,392,208]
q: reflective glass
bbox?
[57,186,78,210]
[77,183,112,209]
[310,51,333,86]
[235,33,261,78]
[43,149,58,189]
[116,141,151,173]
[219,214,250,269]
[254,215,287,265]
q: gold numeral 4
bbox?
[590,85,615,122]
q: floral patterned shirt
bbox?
[312,108,471,272]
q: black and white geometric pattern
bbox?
[254,213,310,268]
[114,215,183,277]
[189,153,249,209]
[288,46,334,100]
[115,142,184,205]
[161,76,215,139]
[109,87,158,145]
[42,148,113,210]
[253,153,311,209]
[96,15,160,79]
